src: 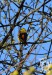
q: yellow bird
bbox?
[18,28,27,45]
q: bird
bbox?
[18,28,28,45]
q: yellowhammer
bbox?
[18,28,28,45]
